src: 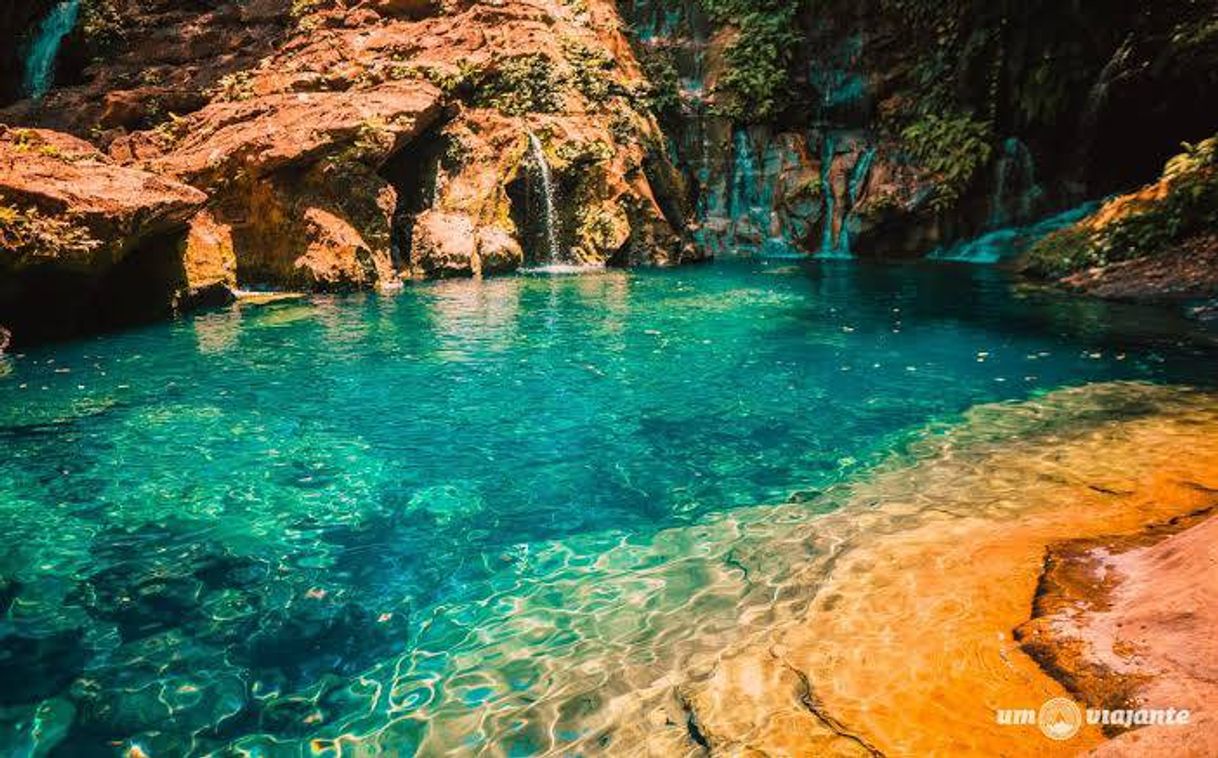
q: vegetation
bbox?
[209,71,256,102]
[290,0,326,19]
[0,204,99,262]
[564,41,619,105]
[700,0,801,122]
[901,113,994,212]
[473,54,565,115]
[1023,136,1218,278]
[79,0,126,60]
[387,62,475,95]
[636,45,682,120]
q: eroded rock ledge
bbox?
[1019,508,1218,756]
[0,126,213,343]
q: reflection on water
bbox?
[0,261,1215,754]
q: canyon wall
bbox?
[0,0,702,345]
[2,0,1216,344]
[618,0,1218,258]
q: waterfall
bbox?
[819,138,874,259]
[988,138,1044,228]
[837,146,876,256]
[527,131,562,265]
[930,201,1099,264]
[23,0,81,100]
[819,134,839,256]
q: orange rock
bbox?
[298,207,390,289]
[178,210,237,306]
[370,0,437,20]
[1024,513,1218,756]
[671,384,1218,756]
[475,226,525,274]
[0,126,206,268]
[410,210,478,279]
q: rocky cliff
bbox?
[2,0,1216,345]
[618,0,1218,258]
[1,0,701,346]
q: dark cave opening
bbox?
[378,124,449,272]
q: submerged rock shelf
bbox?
[1,262,1217,754]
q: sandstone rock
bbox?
[178,210,237,307]
[298,207,389,289]
[0,126,206,269]
[3,0,698,326]
[475,226,524,274]
[140,85,445,185]
[410,210,477,278]
[370,0,437,20]
[0,127,216,344]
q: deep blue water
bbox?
[0,260,1214,754]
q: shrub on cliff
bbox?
[0,204,99,263]
[901,113,994,212]
[700,0,801,122]
[79,0,125,60]
[473,54,565,115]
[1023,136,1218,278]
[637,45,681,121]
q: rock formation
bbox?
[0,0,702,345]
[1019,512,1218,755]
[0,125,212,342]
[2,0,1215,343]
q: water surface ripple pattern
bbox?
[0,261,1214,754]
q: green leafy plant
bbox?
[80,0,125,60]
[388,62,475,94]
[473,55,565,115]
[1023,135,1218,277]
[637,44,682,119]
[564,40,618,105]
[1021,227,1095,278]
[701,0,801,122]
[901,113,993,212]
[209,71,256,102]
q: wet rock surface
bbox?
[1062,233,1218,303]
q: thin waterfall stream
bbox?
[23,0,81,100]
[528,131,562,266]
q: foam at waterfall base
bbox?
[519,263,608,275]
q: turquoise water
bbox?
[0,260,1214,754]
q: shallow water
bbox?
[0,260,1215,754]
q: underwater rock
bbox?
[0,628,88,706]
[663,384,1218,755]
[238,596,411,689]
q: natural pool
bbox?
[0,259,1215,755]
